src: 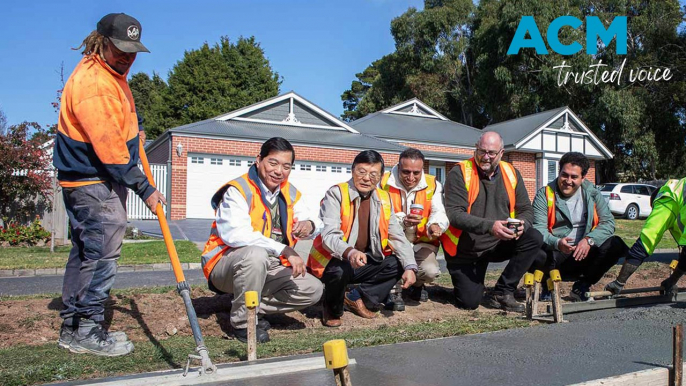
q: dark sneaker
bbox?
[68,325,134,357]
[540,286,552,302]
[58,323,128,349]
[484,293,525,312]
[233,326,270,344]
[257,317,271,331]
[570,281,593,302]
[385,292,405,311]
[408,285,429,302]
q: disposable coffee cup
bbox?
[506,218,522,231]
[410,204,424,216]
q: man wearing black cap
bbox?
[53,13,164,357]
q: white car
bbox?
[597,183,657,220]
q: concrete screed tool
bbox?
[139,138,217,377]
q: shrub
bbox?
[0,219,51,246]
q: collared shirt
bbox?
[215,178,323,257]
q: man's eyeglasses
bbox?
[354,169,380,181]
[475,147,502,158]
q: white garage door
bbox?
[186,154,352,219]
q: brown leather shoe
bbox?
[322,308,342,328]
[344,296,378,319]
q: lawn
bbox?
[614,219,678,250]
[0,241,201,270]
[0,313,526,386]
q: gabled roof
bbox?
[486,106,613,159]
[350,98,483,147]
[485,107,567,147]
[216,91,359,134]
[168,118,406,153]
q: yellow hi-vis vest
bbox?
[201,172,301,279]
[307,182,393,278]
[545,185,598,234]
[439,158,517,257]
[380,172,439,246]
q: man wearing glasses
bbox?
[442,131,543,312]
[308,150,417,327]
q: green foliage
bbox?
[130,36,281,139]
[0,219,50,246]
[341,0,686,182]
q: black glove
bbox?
[605,280,624,295]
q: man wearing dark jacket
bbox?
[442,131,544,312]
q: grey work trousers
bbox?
[413,244,441,286]
[209,245,323,329]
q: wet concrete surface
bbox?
[206,303,686,386]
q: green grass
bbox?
[614,219,678,250]
[0,241,201,270]
[0,313,527,386]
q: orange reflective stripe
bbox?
[546,186,556,233]
[592,204,599,230]
[500,162,517,218]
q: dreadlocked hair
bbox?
[73,30,106,58]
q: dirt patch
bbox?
[0,266,677,349]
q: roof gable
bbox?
[380,98,448,121]
[215,91,358,133]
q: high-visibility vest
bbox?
[439,158,517,257]
[307,182,393,278]
[380,172,438,245]
[545,185,598,234]
[201,172,301,279]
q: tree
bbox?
[0,122,53,224]
[130,36,282,138]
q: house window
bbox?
[346,167,352,174]
[210,158,223,165]
[331,166,342,173]
[191,156,204,164]
[547,160,557,183]
[228,159,241,166]
[247,160,254,167]
[316,165,326,172]
[300,164,312,171]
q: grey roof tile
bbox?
[485,106,568,146]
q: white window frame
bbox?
[191,156,204,164]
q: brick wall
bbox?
[504,152,537,201]
[587,160,596,185]
[170,136,400,219]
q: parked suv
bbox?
[597,183,657,220]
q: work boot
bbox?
[408,285,429,302]
[385,281,405,311]
[605,262,640,295]
[660,268,684,299]
[67,321,134,357]
[569,281,593,302]
[257,317,271,331]
[484,292,525,312]
[58,320,128,350]
[321,307,342,328]
[233,326,270,344]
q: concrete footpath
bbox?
[61,302,686,386]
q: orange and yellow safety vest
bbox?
[439,158,517,257]
[201,172,301,279]
[380,172,439,246]
[307,182,393,278]
[545,185,598,233]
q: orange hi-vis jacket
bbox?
[53,54,154,199]
[545,186,599,233]
[307,182,393,279]
[201,169,301,279]
[440,158,518,257]
[380,172,439,246]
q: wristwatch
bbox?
[585,236,595,246]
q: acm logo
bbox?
[507,16,627,55]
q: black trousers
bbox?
[321,255,404,317]
[448,227,545,310]
[545,235,627,285]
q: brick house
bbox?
[143,92,612,220]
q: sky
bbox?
[0,0,424,128]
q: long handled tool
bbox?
[139,141,217,377]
